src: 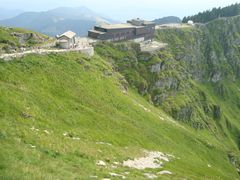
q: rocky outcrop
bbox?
[155,77,180,90]
[11,32,47,46]
[210,72,222,83]
[151,18,240,127]
[150,62,165,73]
[228,153,240,174]
[172,106,193,122]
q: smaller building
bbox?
[56,31,76,49]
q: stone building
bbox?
[57,31,76,49]
[88,18,155,42]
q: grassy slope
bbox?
[94,24,240,177]
[0,52,238,179]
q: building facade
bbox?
[57,31,76,49]
[88,19,155,42]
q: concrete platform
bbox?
[140,41,168,52]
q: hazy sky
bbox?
[1,0,240,21]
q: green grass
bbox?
[0,52,239,179]
[93,17,240,179]
[1,15,240,179]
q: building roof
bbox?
[99,23,136,30]
[88,18,155,37]
[58,31,76,39]
[89,30,105,35]
[96,19,155,30]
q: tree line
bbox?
[182,3,240,23]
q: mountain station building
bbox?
[88,18,156,42]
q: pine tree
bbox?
[182,3,240,23]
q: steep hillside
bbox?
[0,7,117,36]
[1,16,240,179]
[95,15,240,176]
[0,51,238,179]
[96,16,240,129]
[0,26,50,53]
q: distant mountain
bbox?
[0,8,24,20]
[0,7,117,36]
[153,16,181,25]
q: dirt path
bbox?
[0,46,94,61]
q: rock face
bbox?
[11,32,47,46]
[210,72,222,83]
[150,17,240,127]
[0,27,50,54]
[172,106,193,122]
[150,62,164,73]
[155,77,180,90]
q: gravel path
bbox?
[0,46,94,61]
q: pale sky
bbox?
[1,0,240,21]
